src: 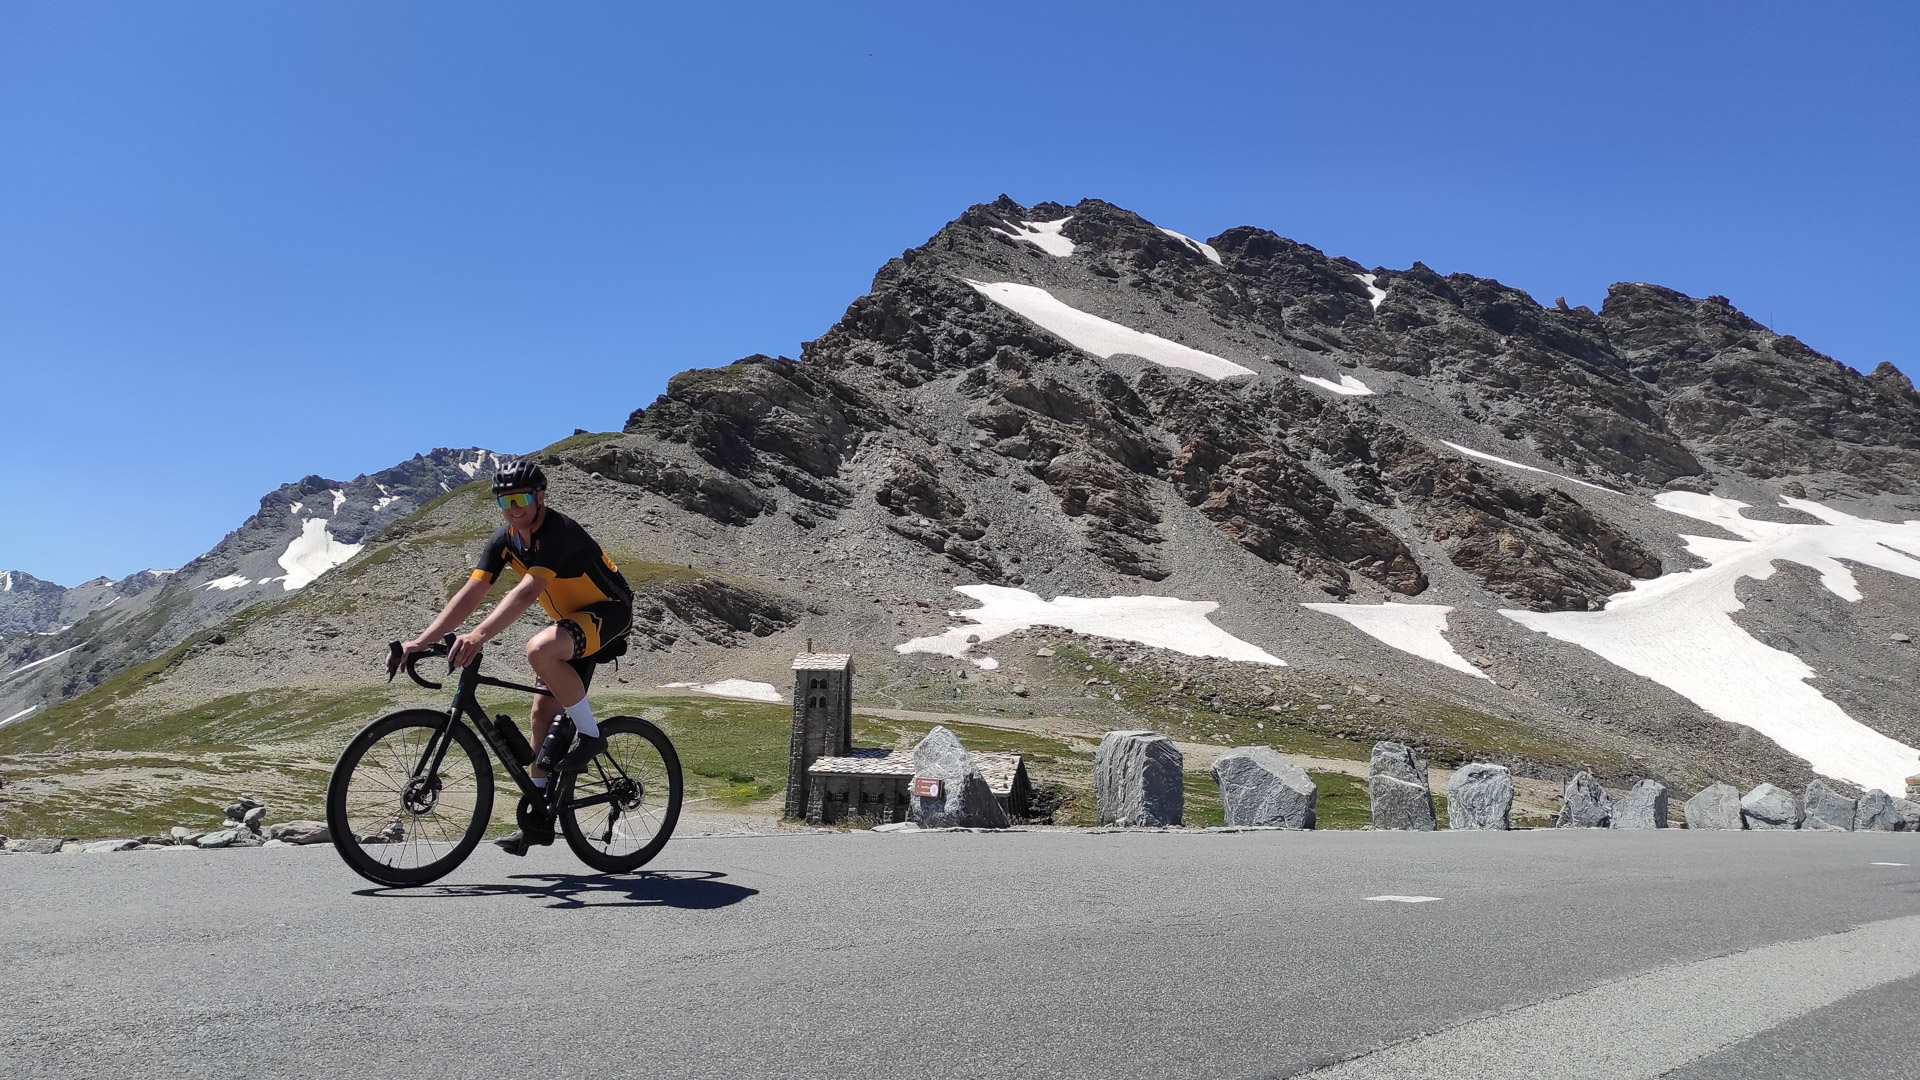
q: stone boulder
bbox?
[1611,779,1669,829]
[83,839,142,853]
[1556,771,1612,828]
[266,820,331,845]
[1854,789,1908,831]
[1741,783,1802,829]
[8,837,64,854]
[1683,783,1745,830]
[1095,730,1184,827]
[1802,780,1856,831]
[1445,763,1513,830]
[1896,797,1920,831]
[1368,742,1435,831]
[1209,747,1315,828]
[908,726,1009,829]
[169,826,203,845]
[242,806,267,830]
[197,830,237,849]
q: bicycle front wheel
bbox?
[326,709,494,887]
[558,715,682,873]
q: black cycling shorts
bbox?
[540,600,631,693]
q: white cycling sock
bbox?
[531,775,548,789]
[564,697,600,738]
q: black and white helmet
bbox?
[490,461,547,495]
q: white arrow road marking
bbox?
[1294,912,1920,1079]
[1365,895,1442,903]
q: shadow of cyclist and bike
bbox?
[353,868,758,910]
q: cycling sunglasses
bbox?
[496,491,537,510]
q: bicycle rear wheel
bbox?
[558,715,682,873]
[327,709,494,887]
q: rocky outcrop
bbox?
[1556,771,1613,828]
[654,578,796,647]
[1150,377,1425,597]
[873,453,1001,579]
[624,355,875,507]
[1684,783,1746,830]
[1095,730,1183,827]
[565,441,772,525]
[1368,742,1435,831]
[1375,438,1662,612]
[1741,783,1803,830]
[1611,779,1670,829]
[1445,762,1513,830]
[1209,746,1316,828]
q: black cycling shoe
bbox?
[553,733,608,773]
[492,821,554,857]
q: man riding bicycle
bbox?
[399,461,633,856]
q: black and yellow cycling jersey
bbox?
[472,508,634,658]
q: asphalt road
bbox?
[4,829,1919,1079]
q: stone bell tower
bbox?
[784,648,854,820]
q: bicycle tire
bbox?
[558,715,682,873]
[327,708,495,887]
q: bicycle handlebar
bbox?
[387,633,459,690]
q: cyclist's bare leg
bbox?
[528,691,564,782]
[526,623,593,766]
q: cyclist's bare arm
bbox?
[403,577,492,657]
[446,573,548,668]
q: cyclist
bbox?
[398,461,634,856]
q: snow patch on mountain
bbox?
[898,584,1284,667]
[1505,493,1920,792]
[1,705,37,729]
[992,217,1075,257]
[1300,374,1374,396]
[1441,441,1617,493]
[965,280,1255,381]
[1356,273,1387,311]
[1,644,84,684]
[659,679,784,703]
[1158,227,1222,265]
[1303,603,1487,679]
[202,575,251,591]
[276,519,363,591]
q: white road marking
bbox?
[1366,895,1442,903]
[1870,862,1908,866]
[1296,912,1920,1078]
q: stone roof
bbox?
[809,748,1026,796]
[792,653,853,671]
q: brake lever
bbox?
[442,631,460,674]
[386,641,404,683]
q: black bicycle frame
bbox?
[398,640,628,821]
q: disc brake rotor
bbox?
[402,774,442,816]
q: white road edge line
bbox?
[1292,912,1920,1079]
[1365,895,1442,903]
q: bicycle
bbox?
[325,634,683,887]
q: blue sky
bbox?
[2,2,1914,585]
